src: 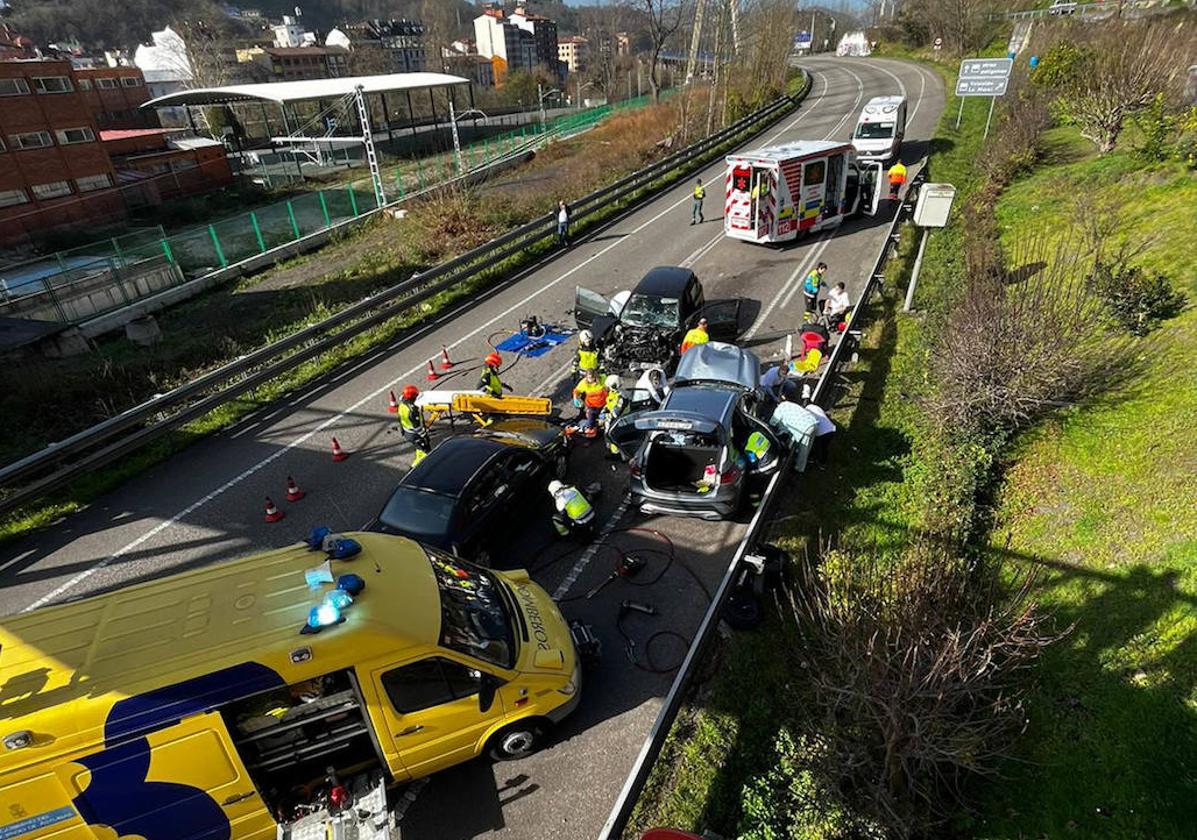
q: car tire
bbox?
[487,719,548,761]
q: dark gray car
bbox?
[607,342,784,520]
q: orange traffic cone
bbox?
[285,476,305,502]
[264,497,285,523]
[330,437,349,462]
[425,359,439,382]
[439,345,454,370]
[387,390,399,415]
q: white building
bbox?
[558,36,588,73]
[272,15,307,48]
[474,7,537,84]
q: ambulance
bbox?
[0,532,580,839]
[851,95,907,163]
[723,141,885,245]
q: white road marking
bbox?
[780,236,836,311]
[744,232,832,340]
[553,498,631,600]
[23,66,854,611]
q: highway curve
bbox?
[0,57,944,840]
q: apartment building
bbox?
[558,36,588,74]
[0,58,125,243]
[74,66,154,130]
[262,46,350,81]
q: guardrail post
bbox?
[318,191,332,227]
[250,211,267,253]
[287,200,302,237]
[208,224,228,269]
[346,188,359,218]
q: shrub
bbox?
[1090,260,1187,336]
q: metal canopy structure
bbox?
[141,72,470,109]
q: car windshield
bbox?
[622,294,680,328]
[855,121,895,140]
[378,487,455,539]
[426,548,516,669]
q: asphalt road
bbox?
[0,57,944,840]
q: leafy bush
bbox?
[1029,40,1094,90]
[1090,260,1186,336]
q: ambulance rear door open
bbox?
[726,161,776,242]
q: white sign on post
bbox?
[955,57,1013,135]
[905,183,957,312]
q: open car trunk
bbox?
[219,669,391,834]
[643,433,723,493]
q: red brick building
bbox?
[0,58,125,245]
[1,58,233,247]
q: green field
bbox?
[975,131,1197,839]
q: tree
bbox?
[1043,21,1197,154]
[626,0,688,102]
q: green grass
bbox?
[973,141,1197,839]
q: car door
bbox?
[371,657,507,779]
[859,161,885,217]
[606,412,655,461]
[574,285,611,331]
[735,401,784,475]
[456,461,509,558]
[505,448,543,495]
[688,299,743,342]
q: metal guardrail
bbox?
[598,158,928,840]
[0,80,811,518]
[989,0,1157,19]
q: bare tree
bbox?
[781,543,1062,837]
[626,0,688,101]
[1047,21,1197,154]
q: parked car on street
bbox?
[367,420,568,565]
[607,342,784,520]
[573,266,742,373]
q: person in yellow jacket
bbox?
[478,352,509,398]
[574,329,600,376]
[680,317,709,354]
[691,178,706,225]
[571,369,609,438]
[887,160,907,199]
[549,479,596,537]
[395,384,431,465]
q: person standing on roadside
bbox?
[557,200,571,245]
[802,262,829,323]
[691,178,706,225]
[887,160,907,200]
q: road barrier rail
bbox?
[598,159,930,840]
[0,76,812,519]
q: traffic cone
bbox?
[285,476,305,502]
[264,497,285,523]
[439,345,454,370]
[330,437,349,462]
[387,390,399,415]
[425,359,439,382]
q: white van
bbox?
[851,95,907,164]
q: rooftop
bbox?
[142,71,469,108]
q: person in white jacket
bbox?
[825,282,852,329]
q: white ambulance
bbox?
[723,141,885,246]
[852,95,907,163]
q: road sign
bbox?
[794,30,812,50]
[958,58,1013,80]
[955,76,1009,96]
[914,183,956,228]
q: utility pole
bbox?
[353,85,385,207]
[448,99,463,172]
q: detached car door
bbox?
[574,286,612,332]
[689,299,743,342]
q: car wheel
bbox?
[487,720,548,761]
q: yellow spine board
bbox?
[451,394,552,415]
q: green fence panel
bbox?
[290,192,327,237]
[352,183,379,214]
[166,227,225,279]
[210,214,260,266]
[254,202,299,252]
[322,187,356,223]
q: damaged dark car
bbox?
[573,266,742,373]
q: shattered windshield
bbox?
[622,294,680,328]
[426,548,516,669]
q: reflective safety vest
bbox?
[554,485,595,524]
[605,388,623,415]
[680,327,709,354]
[573,379,608,409]
[397,400,423,433]
[888,162,907,185]
[479,369,503,397]
[693,184,706,200]
[577,346,599,372]
[744,431,771,463]
[803,270,824,296]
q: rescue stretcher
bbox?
[415,389,553,428]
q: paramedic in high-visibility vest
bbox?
[680,318,709,354]
[571,368,609,438]
[802,262,829,322]
[887,160,907,199]
[478,352,508,398]
[549,480,596,537]
[574,329,599,376]
[395,384,431,465]
[691,178,706,225]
